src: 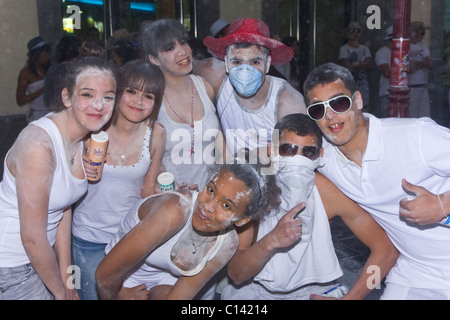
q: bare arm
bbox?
[378,63,390,78]
[277,83,307,120]
[227,203,305,285]
[16,68,44,106]
[95,193,188,300]
[359,57,374,71]
[192,58,226,98]
[141,122,166,198]
[54,207,79,300]
[315,173,398,300]
[11,126,67,299]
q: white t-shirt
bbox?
[319,114,450,289]
[338,43,372,83]
[409,42,431,86]
[375,46,391,97]
[252,187,342,293]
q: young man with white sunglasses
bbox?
[221,113,397,300]
[304,62,450,300]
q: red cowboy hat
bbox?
[204,18,294,65]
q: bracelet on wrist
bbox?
[438,194,449,225]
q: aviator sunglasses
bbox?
[307,93,356,121]
[279,143,320,161]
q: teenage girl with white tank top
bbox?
[0,57,118,300]
[71,60,166,300]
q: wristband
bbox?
[441,216,450,225]
[438,194,448,219]
[438,194,449,225]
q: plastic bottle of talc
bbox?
[88,131,109,181]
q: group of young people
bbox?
[1,17,449,301]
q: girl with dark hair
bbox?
[1,56,118,300]
[141,19,223,190]
[72,59,166,300]
[95,161,281,300]
[16,36,52,122]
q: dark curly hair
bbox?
[221,151,281,221]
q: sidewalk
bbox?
[330,216,385,300]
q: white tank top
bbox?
[157,75,220,189]
[217,75,286,153]
[26,79,49,122]
[106,191,232,288]
[72,123,152,244]
[0,117,87,267]
[254,187,343,292]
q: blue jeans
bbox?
[71,236,106,300]
[0,264,53,300]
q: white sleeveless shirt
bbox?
[106,191,233,289]
[0,117,87,267]
[72,123,152,244]
[157,75,220,189]
[217,75,286,153]
[254,186,343,292]
[26,79,49,122]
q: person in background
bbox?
[338,21,373,112]
[408,21,433,118]
[109,38,138,67]
[78,41,107,59]
[16,36,52,123]
[0,56,118,300]
[72,60,166,300]
[54,35,81,64]
[209,18,230,39]
[375,26,393,118]
[274,36,302,91]
[95,161,281,300]
[304,62,450,300]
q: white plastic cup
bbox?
[158,172,175,192]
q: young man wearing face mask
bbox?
[195,18,307,155]
[220,113,398,300]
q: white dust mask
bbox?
[272,155,324,212]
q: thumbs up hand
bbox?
[399,179,445,226]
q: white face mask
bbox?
[271,155,324,212]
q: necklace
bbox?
[191,234,212,255]
[110,123,144,164]
[70,149,77,166]
[111,126,131,164]
[164,78,195,156]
